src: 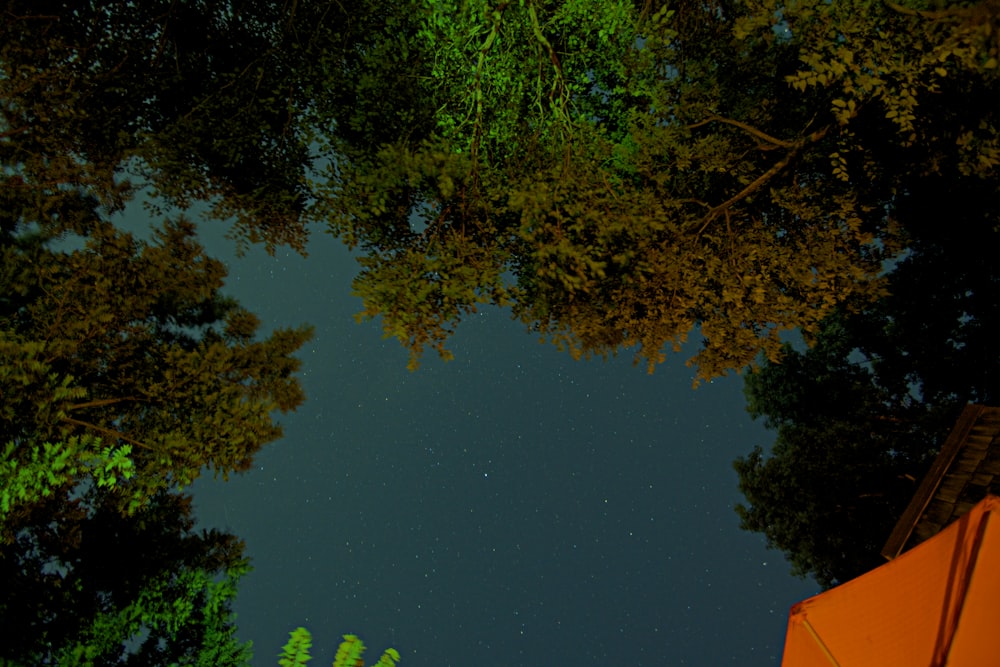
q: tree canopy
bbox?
[2,0,999,655]
[0,187,310,661]
[0,486,253,665]
[315,0,999,378]
[0,213,312,516]
[5,0,996,379]
[734,171,1000,588]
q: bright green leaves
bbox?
[280,627,314,667]
[374,647,403,667]
[333,634,366,667]
[323,0,922,380]
[333,633,401,667]
[411,0,636,161]
[10,0,993,385]
[0,436,134,530]
[277,629,401,667]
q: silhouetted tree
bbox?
[735,173,1000,588]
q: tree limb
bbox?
[60,416,154,451]
[883,0,981,19]
[67,397,141,411]
[688,113,798,149]
[1,126,29,139]
[697,124,830,234]
[697,151,798,235]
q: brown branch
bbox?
[696,125,830,235]
[5,13,62,20]
[696,152,797,235]
[67,397,141,411]
[677,198,712,210]
[884,0,978,19]
[59,416,154,451]
[688,113,798,149]
[1,126,29,139]
[149,0,180,68]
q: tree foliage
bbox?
[0,212,312,516]
[0,189,310,663]
[315,0,999,378]
[0,488,252,665]
[278,628,401,667]
[0,435,134,526]
[734,315,945,588]
[1,0,326,250]
[1,4,348,661]
[734,172,1000,588]
[4,1,997,378]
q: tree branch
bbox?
[688,113,798,149]
[697,152,797,235]
[60,416,154,451]
[1,125,29,139]
[697,125,830,234]
[67,397,141,411]
[883,0,979,19]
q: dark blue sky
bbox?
[175,222,819,666]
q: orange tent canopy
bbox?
[781,494,1000,666]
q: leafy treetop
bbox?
[3,0,998,379]
[316,0,998,379]
[1,208,312,516]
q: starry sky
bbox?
[151,218,823,667]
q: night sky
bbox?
[130,216,824,666]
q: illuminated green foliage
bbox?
[0,210,306,662]
[0,436,134,528]
[279,627,314,667]
[277,629,401,667]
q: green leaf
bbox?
[278,627,313,667]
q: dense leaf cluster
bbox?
[4,0,998,379]
[3,0,999,656]
[316,0,999,379]
[278,628,401,667]
[3,4,315,657]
